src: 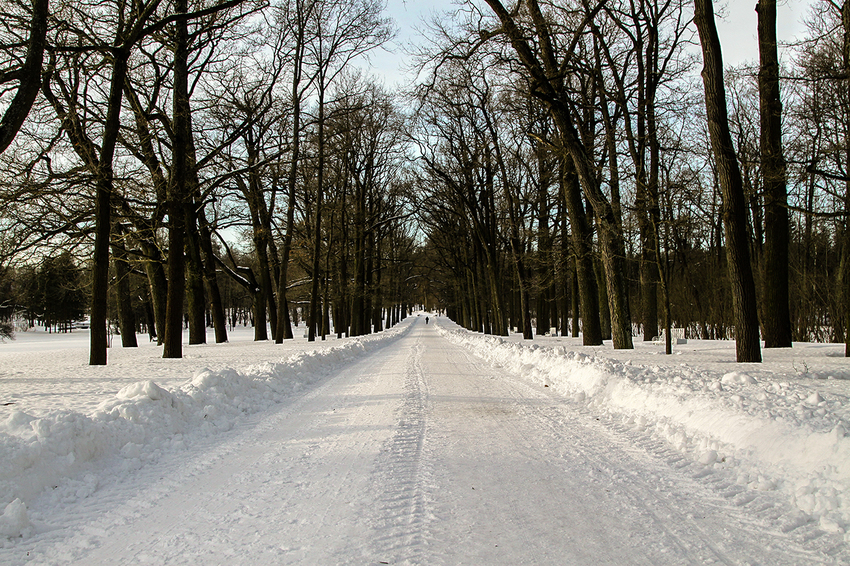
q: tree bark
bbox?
[136,239,168,345]
[561,157,602,345]
[842,0,850,356]
[758,0,792,348]
[197,209,228,343]
[185,206,206,344]
[535,165,552,336]
[111,236,138,348]
[570,256,580,338]
[694,0,762,363]
[351,168,367,336]
[163,0,191,359]
[88,55,129,365]
[308,85,326,342]
[373,222,384,332]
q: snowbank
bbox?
[0,324,409,539]
[435,321,850,536]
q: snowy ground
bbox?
[0,316,848,564]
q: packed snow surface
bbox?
[0,316,848,564]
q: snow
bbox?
[0,325,405,539]
[0,316,848,563]
[435,322,850,533]
[0,499,30,539]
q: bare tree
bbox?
[41,0,167,365]
[758,0,792,348]
[591,0,692,343]
[480,0,634,349]
[693,0,762,362]
[276,0,317,343]
[303,0,392,341]
[161,0,194,359]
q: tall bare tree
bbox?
[41,0,167,365]
[276,0,317,343]
[162,0,193,358]
[160,0,261,356]
[303,0,392,341]
[758,0,792,348]
[694,0,762,362]
[480,0,633,348]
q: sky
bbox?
[365,0,818,86]
[366,0,458,86]
[715,0,815,67]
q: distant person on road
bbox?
[426,317,429,324]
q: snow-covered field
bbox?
[0,315,848,564]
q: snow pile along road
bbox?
[436,320,850,538]
[0,324,410,539]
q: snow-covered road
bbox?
[6,319,837,564]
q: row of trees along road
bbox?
[0,0,848,363]
[414,0,850,361]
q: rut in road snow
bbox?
[441,325,848,564]
[368,335,436,563]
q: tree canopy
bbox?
[0,0,848,362]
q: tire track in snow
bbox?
[367,334,437,565]
[13,331,412,566]
[426,345,554,565]
[521,403,740,564]
[459,347,841,565]
[523,394,849,564]
[602,417,850,563]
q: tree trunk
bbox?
[253,238,272,342]
[364,212,375,335]
[841,0,850,358]
[275,167,297,341]
[140,242,168,345]
[647,97,661,343]
[89,49,131,365]
[162,210,186,358]
[184,108,226,344]
[308,86,326,342]
[505,186,533,339]
[185,208,206,345]
[561,157,602,345]
[536,184,551,336]
[373,227,384,332]
[112,239,138,348]
[197,211,228,343]
[694,0,762,363]
[595,253,612,340]
[570,256,580,338]
[511,234,533,340]
[89,170,112,364]
[758,0,792,348]
[163,0,191,359]
[351,176,367,336]
[557,194,570,336]
[323,269,331,339]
